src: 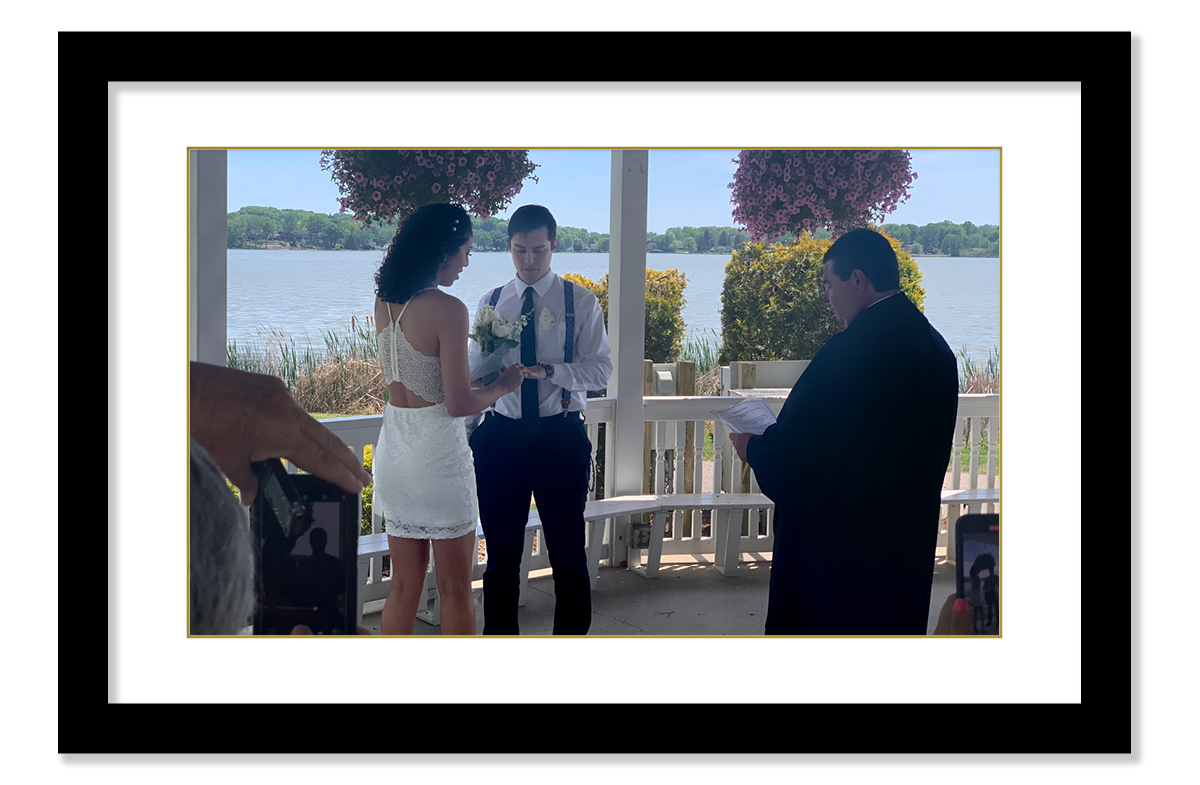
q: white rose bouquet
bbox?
[469,305,530,380]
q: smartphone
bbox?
[955,513,1000,635]
[250,459,359,635]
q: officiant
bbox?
[468,205,612,635]
[729,229,959,635]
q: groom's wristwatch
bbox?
[541,363,554,379]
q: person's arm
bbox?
[189,361,373,505]
[742,335,866,501]
[523,292,612,391]
[440,297,524,417]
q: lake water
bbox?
[227,250,999,361]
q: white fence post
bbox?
[607,150,649,568]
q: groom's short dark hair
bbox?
[508,205,557,242]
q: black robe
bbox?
[745,293,959,635]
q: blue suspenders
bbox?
[561,281,575,414]
[488,281,575,416]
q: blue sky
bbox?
[227,148,999,233]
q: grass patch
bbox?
[228,316,385,416]
[681,329,723,396]
[958,344,999,394]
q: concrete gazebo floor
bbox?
[360,554,962,636]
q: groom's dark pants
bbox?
[470,411,592,635]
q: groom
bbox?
[468,204,613,634]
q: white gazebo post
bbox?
[189,150,228,365]
[606,151,649,567]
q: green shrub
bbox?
[719,230,925,363]
[563,268,687,362]
[359,443,375,535]
[310,414,377,534]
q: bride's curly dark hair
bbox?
[375,203,472,303]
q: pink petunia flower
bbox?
[373,191,382,201]
[432,183,442,194]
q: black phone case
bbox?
[955,513,1000,599]
[250,467,359,635]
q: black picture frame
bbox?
[86,30,1125,756]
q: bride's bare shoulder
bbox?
[425,290,467,323]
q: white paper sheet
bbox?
[710,398,778,435]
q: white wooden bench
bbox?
[626,493,774,578]
[940,486,1001,563]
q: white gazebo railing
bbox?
[318,392,997,611]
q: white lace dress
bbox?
[374,298,479,540]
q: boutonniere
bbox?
[539,307,555,327]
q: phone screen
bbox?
[959,523,1000,635]
[256,497,352,635]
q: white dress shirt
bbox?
[865,292,899,310]
[468,271,613,419]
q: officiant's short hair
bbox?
[508,204,557,243]
[824,228,901,292]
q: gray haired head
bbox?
[190,439,255,635]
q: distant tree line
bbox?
[227,206,395,250]
[228,207,997,259]
[227,207,758,255]
[880,220,1000,257]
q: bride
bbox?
[372,203,526,635]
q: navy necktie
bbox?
[520,287,539,426]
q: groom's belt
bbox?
[488,410,583,423]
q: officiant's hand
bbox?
[190,361,373,506]
[730,432,752,462]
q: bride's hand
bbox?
[497,363,526,393]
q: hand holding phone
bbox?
[190,362,373,505]
[955,513,1000,635]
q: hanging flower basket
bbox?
[730,150,917,242]
[320,150,539,228]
